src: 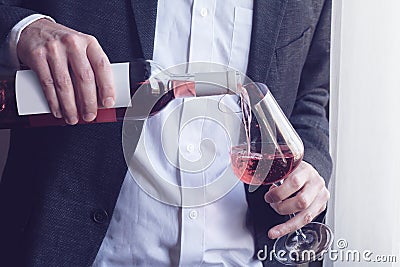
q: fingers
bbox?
[67,37,97,122]
[86,36,115,108]
[47,43,79,124]
[269,180,324,215]
[28,54,62,119]
[264,162,314,204]
[17,19,115,123]
[268,188,330,239]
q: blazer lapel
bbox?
[247,0,288,83]
[130,0,158,59]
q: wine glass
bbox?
[228,82,333,265]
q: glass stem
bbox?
[288,213,307,240]
[274,181,307,241]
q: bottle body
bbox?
[0,77,30,128]
[0,59,155,129]
[0,60,240,129]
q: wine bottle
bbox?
[0,59,241,129]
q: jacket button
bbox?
[93,209,108,224]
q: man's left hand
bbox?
[264,161,330,239]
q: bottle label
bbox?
[15,62,132,115]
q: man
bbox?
[0,0,332,266]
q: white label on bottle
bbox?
[15,62,132,115]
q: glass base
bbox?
[273,222,333,265]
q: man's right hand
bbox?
[17,18,115,125]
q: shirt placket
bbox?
[178,1,216,264]
[178,97,207,265]
[188,0,216,63]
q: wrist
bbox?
[10,14,56,69]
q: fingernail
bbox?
[53,111,62,119]
[103,97,115,108]
[269,229,280,239]
[83,113,96,122]
[66,117,78,125]
[265,194,274,203]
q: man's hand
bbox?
[17,18,115,125]
[264,161,330,239]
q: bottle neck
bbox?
[131,59,241,99]
[129,59,152,89]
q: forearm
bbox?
[291,88,331,182]
[290,0,332,183]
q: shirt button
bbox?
[200,8,208,17]
[186,144,195,153]
[189,210,198,219]
[93,209,109,224]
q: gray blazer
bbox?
[0,0,332,266]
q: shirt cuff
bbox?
[7,14,56,69]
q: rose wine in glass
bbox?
[231,144,302,185]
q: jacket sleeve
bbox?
[0,2,37,68]
[290,0,332,183]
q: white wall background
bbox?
[327,0,400,266]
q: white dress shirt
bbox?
[4,1,262,266]
[94,1,260,266]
